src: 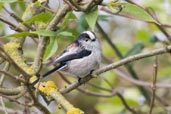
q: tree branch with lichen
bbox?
[36,81,84,114]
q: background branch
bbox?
[149,56,158,114]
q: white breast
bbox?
[62,50,101,78]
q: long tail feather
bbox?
[31,63,66,86]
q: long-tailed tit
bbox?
[32,31,101,85]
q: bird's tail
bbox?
[30,63,65,87]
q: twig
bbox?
[101,77,114,89]
[149,56,158,114]
[0,93,33,107]
[0,97,8,114]
[162,24,171,28]
[0,105,23,114]
[11,89,27,99]
[87,83,111,92]
[0,62,10,86]
[114,69,171,88]
[0,86,25,96]
[0,16,23,32]
[0,70,25,83]
[3,6,35,31]
[155,23,171,43]
[116,92,138,114]
[77,87,117,97]
[60,74,93,94]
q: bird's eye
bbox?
[85,38,89,42]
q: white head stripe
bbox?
[83,31,95,40]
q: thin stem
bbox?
[149,56,158,114]
[0,62,10,86]
[0,97,8,114]
[116,92,138,114]
[0,16,23,32]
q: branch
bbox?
[0,106,23,114]
[59,74,93,94]
[3,6,35,31]
[0,70,25,83]
[116,92,138,114]
[0,97,8,114]
[0,93,33,107]
[0,62,10,86]
[0,86,25,96]
[0,15,23,32]
[60,45,171,93]
[36,81,84,114]
[114,69,171,88]
[95,45,171,75]
[0,45,32,78]
[149,56,158,114]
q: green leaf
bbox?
[0,0,19,3]
[43,37,58,61]
[57,31,73,37]
[77,14,89,32]
[124,42,144,57]
[108,2,157,23]
[24,12,53,23]
[32,30,56,37]
[85,7,98,30]
[0,32,36,38]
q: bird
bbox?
[32,31,102,85]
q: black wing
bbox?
[54,49,91,63]
[47,47,92,65]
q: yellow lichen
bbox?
[4,42,20,51]
[4,42,34,75]
[38,81,57,95]
[36,81,84,114]
[67,108,84,114]
[25,67,34,75]
[29,75,38,84]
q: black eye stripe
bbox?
[91,39,96,42]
